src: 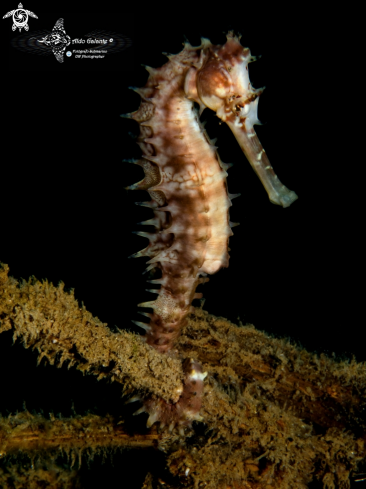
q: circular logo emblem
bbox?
[13,8,28,29]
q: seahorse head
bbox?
[184,31,262,131]
[184,31,297,208]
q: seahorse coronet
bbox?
[126,31,297,431]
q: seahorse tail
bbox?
[132,358,207,432]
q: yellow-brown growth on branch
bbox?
[1,262,366,488]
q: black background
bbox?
[1,3,364,488]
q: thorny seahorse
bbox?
[122,31,297,433]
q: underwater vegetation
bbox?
[1,262,366,488]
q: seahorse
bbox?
[123,31,297,432]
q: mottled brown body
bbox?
[128,44,233,354]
